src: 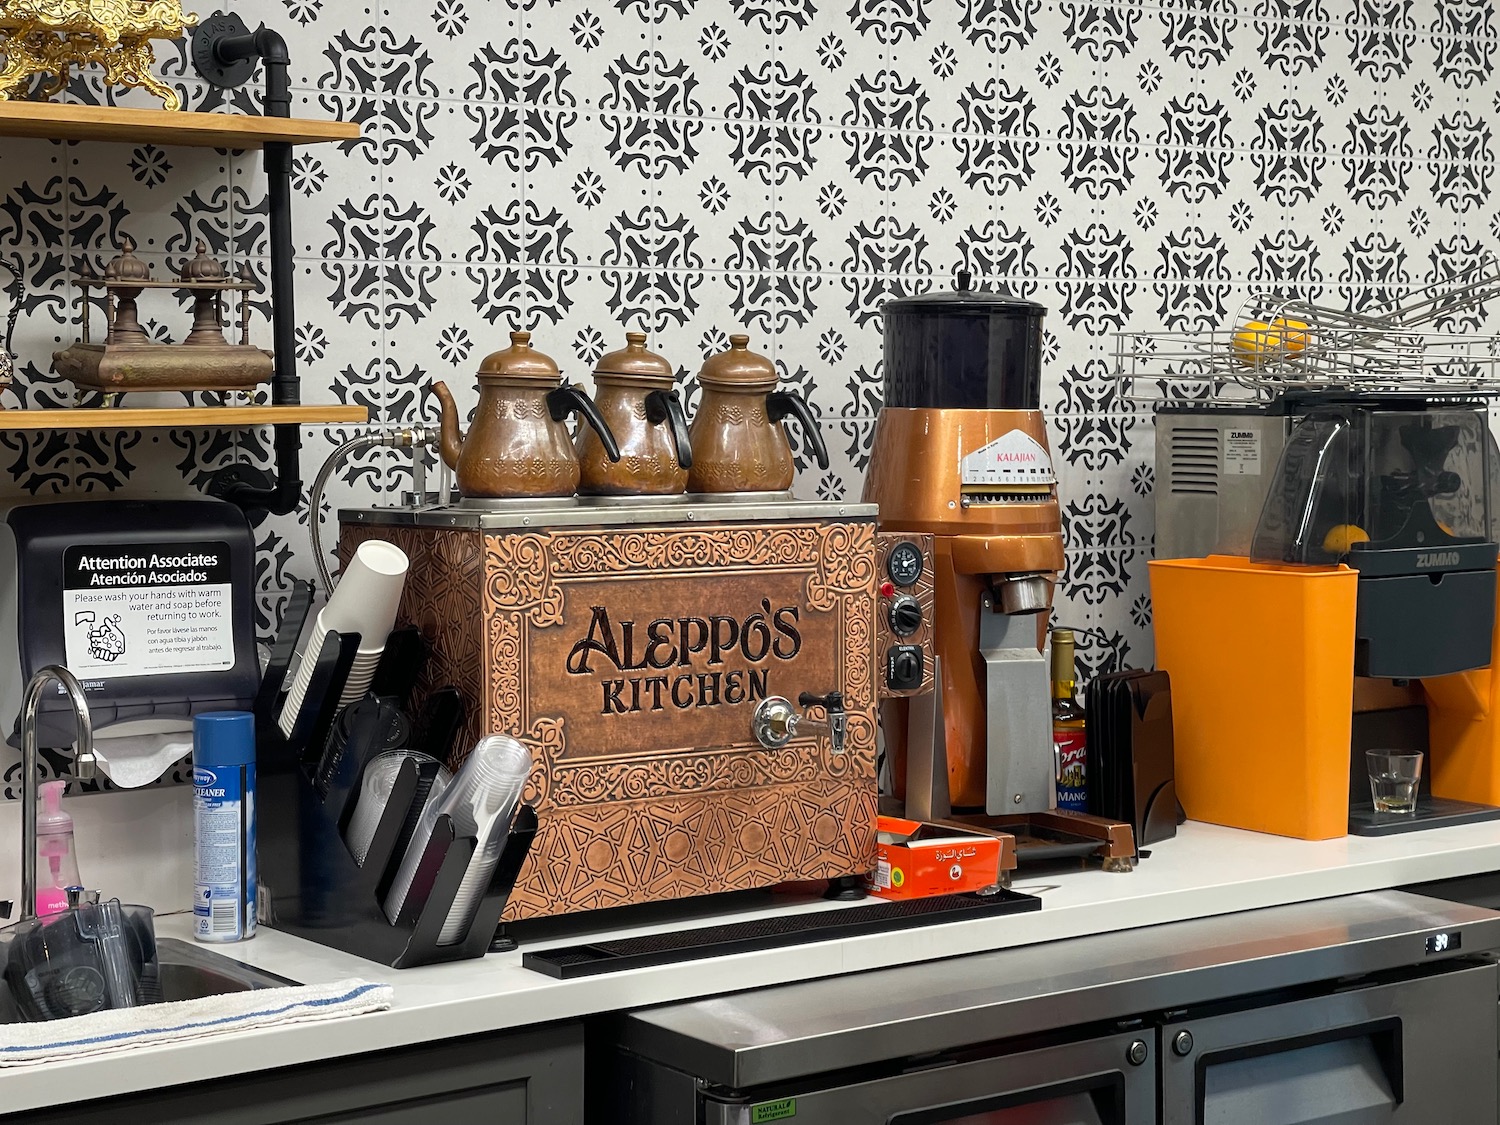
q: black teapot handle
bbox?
[644,388,693,470]
[548,383,621,462]
[767,390,829,470]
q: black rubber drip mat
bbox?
[520,889,1041,978]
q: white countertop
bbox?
[10,818,1500,1112]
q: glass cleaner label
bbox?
[62,542,235,680]
[194,764,253,941]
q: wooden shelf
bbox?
[0,405,368,431]
[0,103,359,148]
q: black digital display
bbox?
[1426,931,1461,955]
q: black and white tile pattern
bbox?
[0,0,1498,771]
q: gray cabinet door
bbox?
[701,1028,1157,1125]
[8,1020,584,1125]
[1160,961,1498,1125]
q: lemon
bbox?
[1271,316,1310,354]
[1322,524,1370,554]
[1232,320,1276,365]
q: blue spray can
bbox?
[193,711,257,942]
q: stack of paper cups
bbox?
[278,540,409,737]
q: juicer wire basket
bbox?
[1116,252,1500,404]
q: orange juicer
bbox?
[1153,397,1500,839]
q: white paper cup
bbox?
[337,646,385,710]
[277,600,396,736]
[323,540,408,646]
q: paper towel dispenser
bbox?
[1,500,259,777]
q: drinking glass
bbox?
[1367,750,1422,815]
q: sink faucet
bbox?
[19,666,94,922]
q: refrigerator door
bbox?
[702,1029,1155,1125]
[1160,960,1498,1124]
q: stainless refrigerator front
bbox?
[600,891,1500,1124]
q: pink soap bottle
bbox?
[35,780,81,916]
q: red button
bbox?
[879,581,895,598]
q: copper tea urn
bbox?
[432,330,620,499]
[579,331,692,496]
[687,334,828,493]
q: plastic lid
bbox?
[193,711,255,767]
[594,331,674,384]
[698,334,777,389]
[882,270,1046,317]
[37,780,72,835]
[476,330,562,384]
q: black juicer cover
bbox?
[882,271,1047,411]
[1251,401,1499,679]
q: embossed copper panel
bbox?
[339,514,878,921]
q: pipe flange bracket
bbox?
[192,11,257,89]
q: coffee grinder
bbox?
[864,274,1135,868]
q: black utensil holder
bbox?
[255,589,535,969]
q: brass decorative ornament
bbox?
[0,0,198,111]
[50,234,273,393]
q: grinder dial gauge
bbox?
[887,541,923,586]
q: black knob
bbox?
[1127,1039,1148,1066]
[1172,1030,1194,1057]
[888,595,922,637]
[886,646,924,691]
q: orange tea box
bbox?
[865,816,1011,900]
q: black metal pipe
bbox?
[209,24,302,517]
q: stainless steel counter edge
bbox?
[616,889,1500,1089]
[340,498,880,530]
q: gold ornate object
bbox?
[0,0,196,110]
[51,235,273,393]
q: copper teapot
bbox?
[432,330,620,499]
[578,331,692,496]
[687,334,828,493]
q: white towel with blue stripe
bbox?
[0,978,393,1066]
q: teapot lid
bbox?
[595,330,674,384]
[699,333,776,389]
[477,330,561,384]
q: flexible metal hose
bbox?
[309,426,435,596]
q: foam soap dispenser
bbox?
[36,780,81,916]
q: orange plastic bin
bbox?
[1150,555,1358,840]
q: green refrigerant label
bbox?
[751,1099,796,1122]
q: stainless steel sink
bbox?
[0,936,299,1021]
[151,938,300,999]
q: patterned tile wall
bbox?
[0,0,1497,764]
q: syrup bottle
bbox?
[1051,629,1089,812]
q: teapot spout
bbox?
[431,380,464,471]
